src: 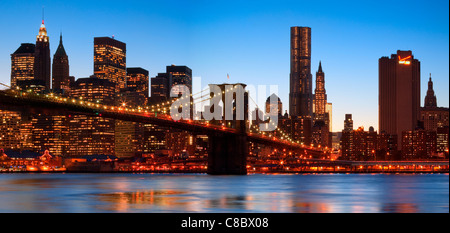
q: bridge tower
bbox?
[206,83,249,175]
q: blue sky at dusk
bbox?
[0,0,448,131]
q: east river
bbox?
[0,173,448,213]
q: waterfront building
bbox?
[340,126,378,161]
[401,130,437,160]
[142,124,170,155]
[68,76,116,157]
[115,121,144,158]
[30,114,70,157]
[436,126,449,154]
[0,110,22,150]
[166,131,195,158]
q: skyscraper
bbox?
[167,65,192,96]
[289,26,312,118]
[379,50,420,149]
[313,61,327,119]
[126,67,149,98]
[424,74,437,108]
[10,43,35,89]
[94,37,126,92]
[150,73,170,103]
[34,20,51,90]
[52,33,70,93]
[68,76,116,157]
[344,114,353,132]
[119,67,149,106]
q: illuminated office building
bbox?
[118,67,149,107]
[126,67,149,96]
[379,50,420,150]
[115,121,144,158]
[166,132,195,158]
[150,73,170,103]
[142,124,170,155]
[167,65,192,96]
[30,114,70,156]
[326,103,332,132]
[289,27,313,144]
[94,37,126,92]
[340,126,378,161]
[344,114,353,132]
[401,130,436,160]
[436,126,449,154]
[70,76,116,105]
[0,110,22,150]
[34,20,51,90]
[289,26,313,118]
[68,77,116,157]
[10,43,35,89]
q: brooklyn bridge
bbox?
[0,83,329,175]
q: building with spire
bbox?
[34,19,51,90]
[313,61,327,118]
[424,74,437,108]
[52,33,71,94]
[420,74,449,132]
[312,61,331,147]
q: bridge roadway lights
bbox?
[207,132,248,175]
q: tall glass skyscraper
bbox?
[289,26,312,118]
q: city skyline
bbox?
[0,0,448,132]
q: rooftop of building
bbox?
[13,43,35,54]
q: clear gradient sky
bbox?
[0,0,448,132]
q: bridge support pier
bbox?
[207,133,248,175]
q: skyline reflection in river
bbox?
[0,173,447,213]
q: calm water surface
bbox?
[0,173,448,213]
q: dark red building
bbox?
[379,50,420,150]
